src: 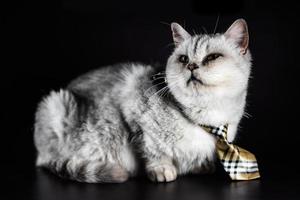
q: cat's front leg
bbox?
[146,157,177,182]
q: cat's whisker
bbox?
[213,15,220,34]
[149,73,184,97]
[192,29,197,35]
[151,72,166,78]
[160,21,171,27]
[163,42,175,49]
[165,73,184,80]
[151,71,166,76]
[152,74,183,84]
[144,81,166,96]
[243,111,252,118]
[155,78,183,99]
[160,82,179,98]
[150,86,168,101]
[151,79,181,100]
[201,26,208,34]
[151,77,167,81]
[157,87,169,99]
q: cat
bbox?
[34,19,251,183]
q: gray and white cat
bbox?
[34,19,251,183]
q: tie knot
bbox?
[200,124,228,140]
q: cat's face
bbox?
[166,19,252,104]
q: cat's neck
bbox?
[171,88,246,126]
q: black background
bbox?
[2,0,300,199]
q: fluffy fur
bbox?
[34,19,252,183]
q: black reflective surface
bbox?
[3,165,299,200]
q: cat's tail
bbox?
[45,159,129,183]
[34,89,77,166]
[34,90,129,183]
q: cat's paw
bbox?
[147,164,177,182]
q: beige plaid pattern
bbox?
[200,124,260,180]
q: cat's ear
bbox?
[225,19,249,54]
[171,23,191,47]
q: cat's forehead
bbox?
[178,34,226,57]
[191,35,211,54]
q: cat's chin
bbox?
[186,78,216,92]
[186,75,204,86]
[182,83,222,99]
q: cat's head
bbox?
[166,19,252,105]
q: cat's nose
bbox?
[187,63,199,71]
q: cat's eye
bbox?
[202,53,223,65]
[178,55,189,64]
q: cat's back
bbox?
[67,64,122,98]
[67,63,154,100]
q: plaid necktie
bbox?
[200,124,260,180]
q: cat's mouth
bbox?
[187,74,204,85]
